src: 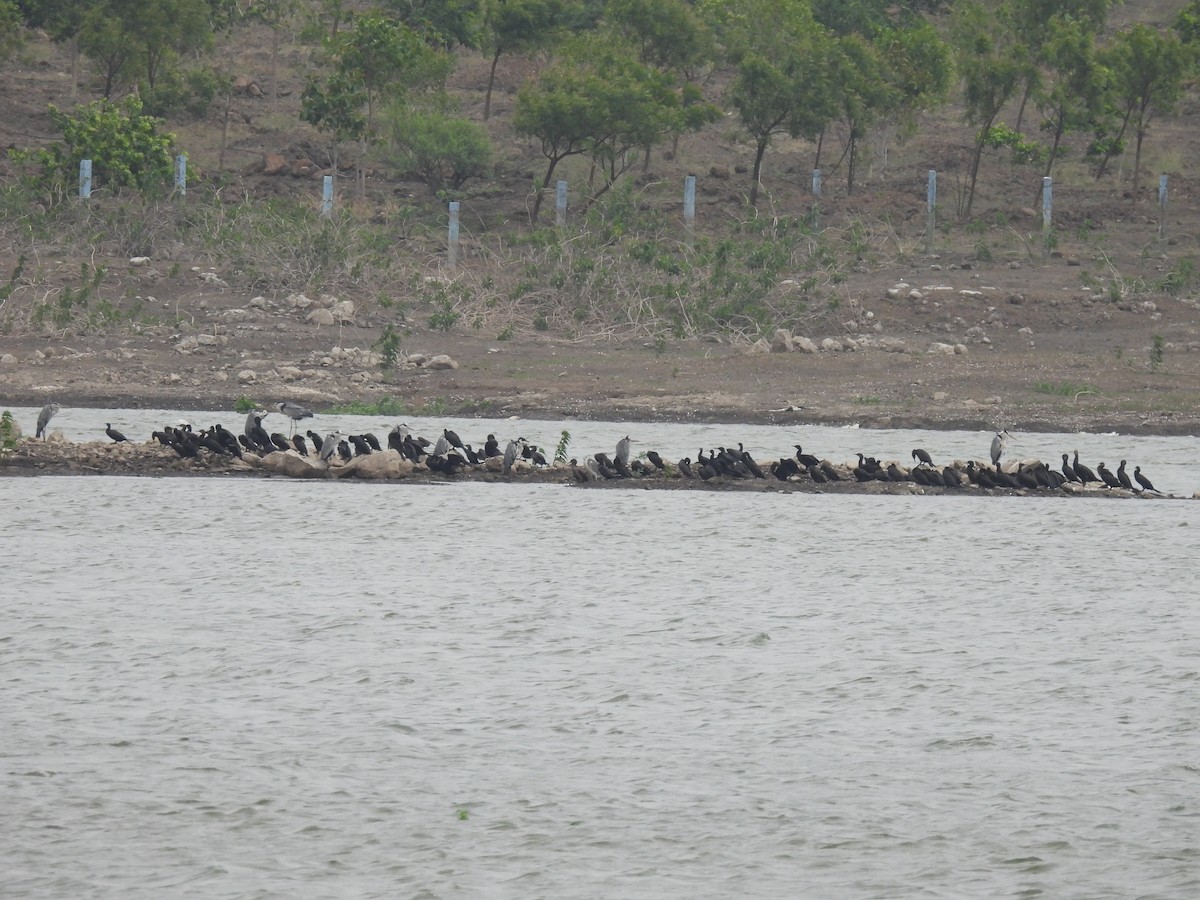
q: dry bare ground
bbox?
[2,10,1200,436]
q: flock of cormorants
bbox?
[31,401,1167,495]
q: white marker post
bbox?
[321,175,333,218]
[1042,176,1052,251]
[448,201,460,270]
[1159,174,1168,244]
[926,169,937,254]
[683,174,696,247]
[79,159,92,199]
[555,180,568,227]
[174,154,187,199]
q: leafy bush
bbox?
[388,106,492,193]
[10,97,175,194]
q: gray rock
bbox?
[0,353,17,366]
[820,338,844,352]
[770,329,794,353]
[793,336,818,354]
[306,308,336,327]
[424,354,459,370]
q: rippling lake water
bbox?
[4,411,1200,898]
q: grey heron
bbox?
[431,434,450,457]
[35,402,59,440]
[319,431,343,463]
[990,430,1010,469]
[274,401,314,435]
[105,423,129,443]
[615,435,633,466]
[503,439,522,474]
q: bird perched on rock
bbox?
[36,403,61,440]
[319,431,343,463]
[274,401,314,435]
[616,436,633,467]
[990,430,1010,469]
[1133,466,1159,493]
[105,423,129,443]
[1116,460,1135,492]
[1096,462,1122,489]
[912,448,934,468]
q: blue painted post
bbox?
[926,169,937,254]
[1159,174,1168,243]
[79,159,92,199]
[683,175,696,247]
[555,180,568,226]
[174,154,187,198]
[448,201,460,269]
[1042,176,1052,249]
[321,175,333,218]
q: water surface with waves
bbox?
[4,412,1199,898]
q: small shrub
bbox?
[10,96,175,194]
[234,395,256,413]
[374,324,403,370]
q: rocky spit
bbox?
[0,436,1180,499]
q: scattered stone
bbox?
[793,336,817,354]
[770,329,794,353]
[709,165,730,179]
[331,300,356,323]
[886,282,910,299]
[820,338,844,352]
[129,256,150,266]
[259,153,288,175]
[933,391,948,401]
[0,353,17,366]
[959,289,984,299]
[175,336,200,353]
[878,337,908,353]
[199,271,228,287]
[276,366,304,381]
[746,339,771,355]
[424,354,459,370]
[237,369,257,384]
[954,344,969,355]
[963,325,991,344]
[927,342,956,356]
[306,308,336,327]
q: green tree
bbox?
[302,14,453,193]
[1101,23,1188,195]
[480,0,562,122]
[712,0,835,208]
[514,36,692,219]
[385,0,483,49]
[0,0,23,62]
[76,0,212,98]
[1032,16,1106,189]
[951,0,1023,218]
[1004,0,1114,134]
[828,34,897,194]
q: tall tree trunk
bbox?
[1014,80,1033,134]
[750,137,768,208]
[483,47,502,121]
